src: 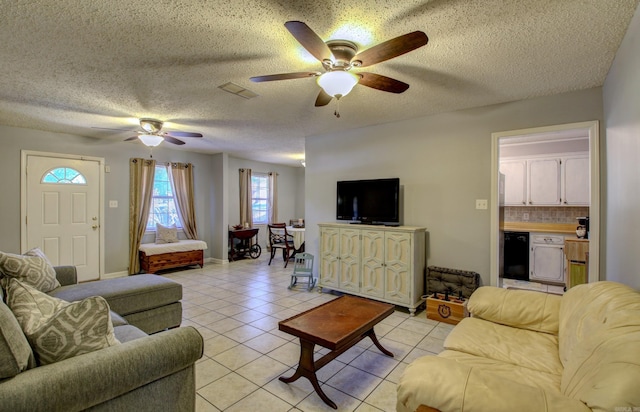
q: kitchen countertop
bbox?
[502,222,577,234]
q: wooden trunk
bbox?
[139,249,204,274]
[426,294,468,325]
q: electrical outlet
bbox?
[523,212,529,221]
[475,199,488,210]
[109,200,118,208]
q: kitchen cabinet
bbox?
[530,233,566,285]
[564,238,589,288]
[528,158,561,205]
[500,160,527,205]
[500,153,588,206]
[563,155,590,205]
[319,223,426,315]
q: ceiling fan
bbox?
[250,21,428,115]
[95,118,203,147]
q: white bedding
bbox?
[139,239,208,256]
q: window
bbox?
[252,173,269,224]
[147,165,181,230]
[41,167,86,184]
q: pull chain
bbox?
[334,95,342,118]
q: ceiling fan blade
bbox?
[163,136,186,145]
[250,72,320,82]
[124,136,139,141]
[352,31,428,67]
[165,131,203,138]
[93,126,134,132]
[315,89,333,107]
[284,21,333,62]
[358,72,410,93]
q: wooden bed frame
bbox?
[139,249,204,274]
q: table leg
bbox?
[366,329,394,357]
[279,339,337,409]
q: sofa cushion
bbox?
[559,281,640,410]
[5,278,120,365]
[445,317,563,376]
[468,286,561,334]
[114,324,149,343]
[438,350,561,393]
[0,298,35,378]
[0,250,60,293]
[49,274,182,316]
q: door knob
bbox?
[92,225,99,230]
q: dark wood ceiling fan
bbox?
[250,21,428,108]
[94,118,203,146]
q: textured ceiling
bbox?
[0,0,638,166]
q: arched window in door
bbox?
[41,167,87,184]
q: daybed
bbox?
[139,239,207,274]
[1,266,203,412]
[397,281,640,412]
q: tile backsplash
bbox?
[504,206,589,223]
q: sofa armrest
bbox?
[54,266,77,286]
[467,286,561,334]
[397,356,590,412]
[0,326,203,412]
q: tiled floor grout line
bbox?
[161,257,451,411]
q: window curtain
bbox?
[239,168,252,227]
[129,158,156,275]
[268,172,278,224]
[169,162,198,239]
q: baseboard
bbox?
[102,271,128,279]
[207,257,229,265]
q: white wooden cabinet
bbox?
[563,155,590,205]
[528,158,561,205]
[319,223,426,315]
[530,234,566,285]
[500,153,588,206]
[499,160,527,205]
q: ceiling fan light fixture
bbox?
[317,71,359,98]
[138,134,164,147]
[139,118,163,134]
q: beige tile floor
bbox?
[163,256,452,412]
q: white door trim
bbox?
[21,150,105,278]
[489,121,600,287]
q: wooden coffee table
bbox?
[278,295,395,409]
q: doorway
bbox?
[489,121,600,287]
[21,151,105,282]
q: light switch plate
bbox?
[475,199,488,210]
[109,200,118,208]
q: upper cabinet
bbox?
[500,153,589,206]
[563,155,590,205]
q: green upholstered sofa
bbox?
[0,267,203,412]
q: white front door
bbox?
[24,154,102,282]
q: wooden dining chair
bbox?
[268,223,295,267]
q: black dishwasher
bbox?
[503,231,529,281]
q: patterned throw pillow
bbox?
[5,278,120,365]
[0,249,60,292]
[155,223,179,244]
[0,299,36,378]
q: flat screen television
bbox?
[336,178,400,225]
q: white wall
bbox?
[603,5,640,288]
[305,88,604,287]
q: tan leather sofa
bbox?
[397,281,640,412]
